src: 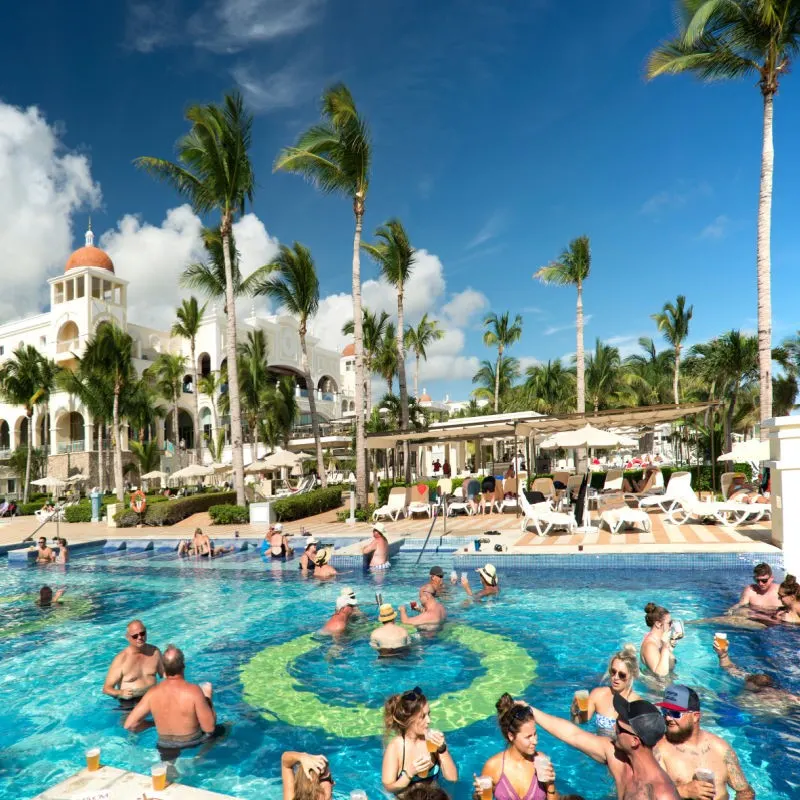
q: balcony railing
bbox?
[57,441,85,454]
[56,338,80,354]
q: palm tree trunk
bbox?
[396,290,411,483]
[414,353,420,399]
[24,411,32,504]
[757,90,774,430]
[576,281,585,412]
[191,341,201,464]
[673,348,680,406]
[494,346,502,413]
[352,206,367,506]
[112,391,124,502]
[221,222,246,505]
[97,421,105,495]
[172,402,179,454]
[300,328,327,489]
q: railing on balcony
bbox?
[0,448,10,459]
[56,338,80,354]
[57,441,85,454]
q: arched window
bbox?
[0,420,9,450]
[183,374,194,394]
[198,353,211,377]
[57,321,79,354]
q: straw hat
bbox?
[379,603,397,623]
[477,563,498,586]
[372,522,386,535]
[315,548,330,566]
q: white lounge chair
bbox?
[519,491,576,537]
[598,493,651,534]
[407,483,432,517]
[531,477,556,502]
[447,485,473,516]
[494,478,519,513]
[601,469,623,493]
[667,497,770,527]
[372,487,409,522]
[638,471,693,512]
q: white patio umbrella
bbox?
[263,448,302,469]
[717,438,770,463]
[141,470,168,481]
[31,476,67,490]
[244,460,271,474]
[65,472,89,484]
[539,424,625,450]
[294,451,315,461]
[170,463,214,481]
[210,462,231,473]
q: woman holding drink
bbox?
[476,694,558,800]
[641,602,681,678]
[570,645,640,737]
[381,686,458,796]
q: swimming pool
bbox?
[1,545,798,800]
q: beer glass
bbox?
[85,748,100,772]
[151,764,167,791]
[477,775,493,800]
[714,632,729,652]
[574,690,590,723]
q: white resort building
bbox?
[0,225,353,491]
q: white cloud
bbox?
[466,210,506,249]
[605,334,647,359]
[231,61,315,113]
[544,315,591,336]
[441,289,489,325]
[0,101,100,322]
[698,214,729,240]
[518,356,542,371]
[640,181,711,216]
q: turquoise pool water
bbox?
[1,547,798,800]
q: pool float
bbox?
[0,594,93,639]
[241,623,537,738]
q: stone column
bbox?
[85,422,95,453]
[764,416,800,573]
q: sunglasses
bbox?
[659,707,686,720]
[756,577,770,584]
[130,631,147,640]
[402,686,423,702]
[38,541,46,545]
[509,704,534,722]
[609,669,629,680]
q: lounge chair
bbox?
[447,485,473,516]
[519,491,576,536]
[372,487,409,522]
[601,469,623,493]
[623,469,664,503]
[597,493,651,534]
[667,496,769,527]
[494,478,519,513]
[407,484,432,517]
[531,478,556,502]
[638,471,693,512]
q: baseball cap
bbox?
[613,694,666,747]
[336,595,357,611]
[429,565,444,578]
[656,684,701,713]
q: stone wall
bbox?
[47,450,137,492]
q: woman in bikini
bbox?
[727,475,769,504]
[775,574,800,624]
[572,645,640,737]
[478,694,558,800]
[381,687,458,796]
[640,602,678,678]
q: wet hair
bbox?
[292,762,329,800]
[163,645,185,676]
[753,563,772,578]
[194,528,203,536]
[59,538,67,546]
[606,644,639,683]
[496,693,535,742]
[745,673,775,691]
[39,586,53,605]
[384,686,428,737]
[778,574,800,600]
[644,602,669,628]
[402,786,451,800]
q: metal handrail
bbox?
[23,502,66,542]
[415,493,447,564]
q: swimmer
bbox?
[103,619,164,713]
[477,694,558,800]
[124,645,224,761]
[641,603,679,678]
[299,538,319,572]
[363,522,390,569]
[653,685,754,800]
[370,604,411,656]
[775,574,800,624]
[313,548,337,579]
[35,537,55,564]
[281,751,333,800]
[726,563,781,615]
[269,523,293,559]
[419,565,445,600]
[400,591,446,630]
[572,645,640,737]
[55,538,69,564]
[381,687,458,795]
[320,593,358,636]
[37,586,65,607]
[461,563,500,601]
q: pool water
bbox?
[1,548,799,800]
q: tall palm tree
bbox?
[129,440,161,477]
[36,357,59,458]
[524,359,576,414]
[623,337,675,406]
[343,308,390,414]
[373,323,399,395]
[647,1,800,428]
[652,295,693,405]
[148,353,187,451]
[172,297,207,463]
[198,372,221,440]
[136,92,255,506]
[275,83,372,506]
[255,242,327,487]
[404,314,444,398]
[584,339,623,413]
[472,357,520,407]
[82,324,134,501]
[482,312,523,413]
[259,377,299,449]
[236,329,270,457]
[535,235,592,412]
[0,345,49,503]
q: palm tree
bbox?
[36,357,59,458]
[255,242,327,487]
[482,312,524,412]
[404,314,444,398]
[136,91,255,506]
[275,83,372,506]
[0,345,49,503]
[148,353,187,452]
[647,1,800,428]
[524,359,576,414]
[82,324,134,501]
[259,377,299,449]
[198,372,221,440]
[126,373,163,444]
[535,235,592,412]
[130,440,160,477]
[343,308,390,413]
[652,295,693,405]
[172,297,207,463]
[623,337,674,406]
[236,329,270,457]
[584,339,623,413]
[472,357,520,407]
[373,322,399,395]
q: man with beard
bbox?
[655,685,754,800]
[532,695,679,799]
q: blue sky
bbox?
[1,0,799,400]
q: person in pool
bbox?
[299,538,318,572]
[35,536,55,564]
[269,523,294,559]
[320,594,358,636]
[280,751,334,800]
[477,695,558,800]
[37,586,65,607]
[103,619,164,712]
[727,562,781,615]
[381,686,458,795]
[124,645,224,761]
[641,603,680,678]
[572,645,640,737]
[774,574,800,624]
[370,603,412,656]
[363,522,390,569]
[653,685,754,800]
[420,565,446,600]
[461,563,500,601]
[400,591,446,630]
[313,548,337,579]
[55,538,69,564]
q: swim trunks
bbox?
[117,696,142,711]
[156,724,226,761]
[370,562,391,570]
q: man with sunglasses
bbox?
[103,619,164,713]
[532,695,679,799]
[727,563,781,615]
[35,537,55,564]
[655,685,753,800]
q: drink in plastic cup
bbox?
[534,754,551,776]
[426,729,441,754]
[85,747,101,772]
[575,689,590,722]
[694,768,715,785]
[417,758,431,779]
[477,775,493,800]
[151,764,168,791]
[350,792,368,800]
[714,632,729,652]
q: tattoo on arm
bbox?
[724,745,755,799]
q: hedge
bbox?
[17,500,47,516]
[114,491,237,527]
[65,502,92,523]
[272,486,343,522]
[336,504,376,523]
[209,505,249,525]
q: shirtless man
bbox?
[320,594,357,636]
[419,565,445,600]
[35,537,55,564]
[727,563,781,615]
[532,695,679,800]
[124,645,221,761]
[362,523,390,569]
[103,620,164,712]
[654,685,753,800]
[370,604,411,656]
[399,591,446,629]
[313,548,337,579]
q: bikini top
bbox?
[398,736,440,784]
[493,752,547,800]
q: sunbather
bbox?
[623,467,659,494]
[727,475,769,504]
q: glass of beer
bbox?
[477,775,493,800]
[426,729,442,754]
[151,764,168,791]
[574,690,590,723]
[694,768,715,785]
[85,747,100,772]
[714,632,729,652]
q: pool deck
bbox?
[32,765,239,800]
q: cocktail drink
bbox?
[477,775,493,800]
[714,632,729,652]
[574,690,590,723]
[85,748,100,772]
[694,768,715,786]
[426,729,441,754]
[534,754,551,779]
[151,764,167,791]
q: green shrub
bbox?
[114,491,237,527]
[17,500,47,516]
[65,503,92,523]
[209,504,249,525]
[273,486,343,522]
[336,504,376,523]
